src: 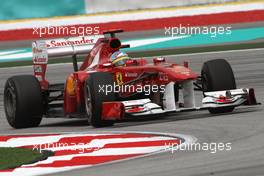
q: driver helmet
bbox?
[110,51,130,67]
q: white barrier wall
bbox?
[85,0,241,13]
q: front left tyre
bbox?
[201,59,236,114]
[4,75,43,128]
[84,72,115,128]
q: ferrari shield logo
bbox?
[116,72,123,85]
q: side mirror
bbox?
[99,62,113,68]
[153,57,165,64]
[125,59,138,66]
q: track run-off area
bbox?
[0,48,263,176]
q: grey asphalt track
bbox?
[0,48,263,176]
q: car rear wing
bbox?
[32,35,104,61]
[32,35,104,89]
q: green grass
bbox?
[0,147,53,170]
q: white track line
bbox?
[0,133,124,147]
[1,47,263,70]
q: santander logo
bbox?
[46,37,95,48]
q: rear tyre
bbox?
[84,72,115,127]
[201,59,236,114]
[4,75,43,128]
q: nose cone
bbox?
[167,65,198,80]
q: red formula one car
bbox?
[4,30,258,128]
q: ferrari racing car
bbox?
[3,30,258,128]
